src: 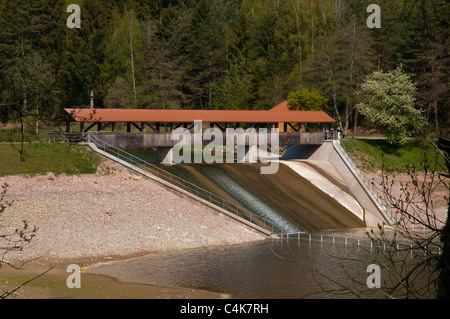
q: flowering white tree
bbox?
[356,66,427,145]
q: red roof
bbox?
[65,101,335,123]
[269,100,290,112]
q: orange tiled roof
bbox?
[65,101,335,123]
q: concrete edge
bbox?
[331,140,394,225]
[280,160,365,221]
[86,143,273,237]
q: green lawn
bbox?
[0,142,101,177]
[341,139,447,173]
[0,128,52,143]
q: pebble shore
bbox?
[0,159,265,263]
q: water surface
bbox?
[90,236,436,299]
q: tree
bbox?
[0,182,48,299]
[212,56,254,110]
[356,66,427,145]
[62,0,108,109]
[103,9,142,108]
[182,0,228,109]
[137,6,188,109]
[0,0,60,161]
[306,19,376,137]
[393,0,450,135]
[364,139,449,298]
[436,138,450,298]
[287,88,328,111]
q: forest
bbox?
[0,0,448,138]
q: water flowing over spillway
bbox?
[197,166,300,233]
[154,161,365,232]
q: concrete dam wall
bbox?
[156,162,366,233]
[89,136,391,233]
[282,141,393,227]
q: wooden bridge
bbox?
[64,101,335,163]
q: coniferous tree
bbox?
[62,0,108,109]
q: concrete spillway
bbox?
[282,141,392,226]
[160,162,365,232]
[95,139,388,233]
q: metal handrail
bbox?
[86,132,281,235]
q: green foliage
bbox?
[287,88,328,111]
[103,9,142,108]
[341,139,446,173]
[356,66,427,145]
[0,0,448,131]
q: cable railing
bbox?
[85,132,281,235]
[334,140,396,224]
[280,232,442,255]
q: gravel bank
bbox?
[0,159,266,262]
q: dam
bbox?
[147,161,366,233]
[64,101,393,233]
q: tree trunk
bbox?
[90,89,94,108]
[343,103,350,137]
[433,100,439,134]
[332,91,342,130]
[36,106,39,136]
[19,113,25,162]
[293,1,302,75]
[130,24,137,104]
[353,109,358,138]
[310,0,314,56]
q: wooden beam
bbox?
[130,122,143,132]
[287,122,299,132]
[142,122,159,133]
[98,122,112,132]
[82,122,97,133]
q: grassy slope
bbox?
[341,139,446,173]
[0,142,101,177]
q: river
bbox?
[89,234,437,299]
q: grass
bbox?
[0,128,51,143]
[341,139,447,173]
[0,142,102,177]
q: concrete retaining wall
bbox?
[89,131,324,148]
[282,141,392,227]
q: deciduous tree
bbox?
[356,66,426,145]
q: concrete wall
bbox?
[91,131,324,148]
[283,141,393,227]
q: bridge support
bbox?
[157,147,174,164]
